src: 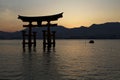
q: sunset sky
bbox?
[0,0,120,32]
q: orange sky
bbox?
[0,0,120,32]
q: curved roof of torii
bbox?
[18,12,63,22]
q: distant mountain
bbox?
[0,31,14,39]
[69,22,120,39]
[0,22,120,39]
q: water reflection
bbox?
[21,50,62,80]
[22,52,33,80]
[23,47,36,53]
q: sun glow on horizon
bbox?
[0,0,120,32]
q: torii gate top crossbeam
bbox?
[18,12,63,22]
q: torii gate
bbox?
[18,12,63,51]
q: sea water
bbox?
[0,40,120,80]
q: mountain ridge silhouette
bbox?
[0,22,120,39]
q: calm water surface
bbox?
[0,40,120,80]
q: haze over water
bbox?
[0,40,120,80]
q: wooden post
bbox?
[28,22,32,51]
[52,31,56,47]
[42,30,46,50]
[47,21,51,50]
[22,31,26,50]
[33,32,36,48]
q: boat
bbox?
[89,40,94,43]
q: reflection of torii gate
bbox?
[18,12,63,51]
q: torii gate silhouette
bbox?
[18,12,63,51]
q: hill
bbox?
[69,22,120,39]
[0,22,120,39]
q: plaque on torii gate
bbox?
[18,12,63,51]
